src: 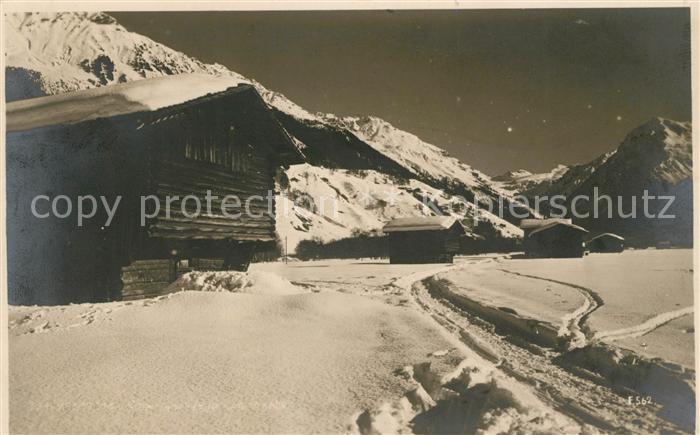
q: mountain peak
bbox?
[6,11,235,96]
[614,117,692,186]
[626,117,691,143]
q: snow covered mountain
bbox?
[491,117,692,246]
[566,117,692,202]
[507,151,617,201]
[492,165,570,194]
[521,118,692,246]
[5,12,237,97]
[278,164,520,251]
[5,11,526,250]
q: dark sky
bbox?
[111,9,691,175]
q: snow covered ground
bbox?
[493,249,694,367]
[8,251,694,433]
[428,249,695,432]
[9,263,579,434]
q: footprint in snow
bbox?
[428,349,451,357]
[28,321,51,334]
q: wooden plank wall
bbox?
[120,260,176,301]
[149,158,276,241]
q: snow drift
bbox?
[167,270,306,295]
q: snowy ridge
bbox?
[334,115,504,201]
[6,12,239,92]
[5,12,316,123]
[619,117,692,186]
[496,117,691,201]
[277,164,521,252]
[492,164,570,193]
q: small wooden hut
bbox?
[7,78,303,305]
[383,216,466,264]
[587,233,625,253]
[523,221,588,258]
[520,218,573,238]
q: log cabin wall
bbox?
[388,230,455,264]
[386,222,465,264]
[524,225,586,258]
[135,86,297,246]
[6,85,302,304]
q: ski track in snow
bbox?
[496,266,693,351]
[406,262,685,433]
[594,306,694,343]
[9,258,692,433]
[388,262,468,292]
[496,268,603,349]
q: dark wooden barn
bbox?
[586,233,625,253]
[6,78,303,305]
[383,216,466,264]
[520,218,574,238]
[522,221,588,258]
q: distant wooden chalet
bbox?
[520,218,574,237]
[521,220,588,258]
[586,233,625,253]
[383,216,467,264]
[7,78,303,305]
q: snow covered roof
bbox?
[520,218,572,230]
[383,216,463,233]
[6,74,246,132]
[587,232,625,242]
[528,221,588,237]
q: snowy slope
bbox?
[332,115,508,201]
[493,117,691,201]
[618,117,692,185]
[566,117,692,197]
[492,164,570,194]
[277,164,521,252]
[494,151,617,200]
[5,12,320,123]
[5,13,238,91]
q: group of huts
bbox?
[381,216,624,264]
[519,218,624,257]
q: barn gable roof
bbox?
[520,218,572,230]
[7,74,248,132]
[383,216,465,233]
[588,232,625,242]
[528,221,588,237]
[6,74,305,163]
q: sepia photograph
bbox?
[1,2,697,433]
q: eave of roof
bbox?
[7,74,247,132]
[383,216,462,233]
[528,221,588,237]
[587,232,625,242]
[520,218,572,229]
